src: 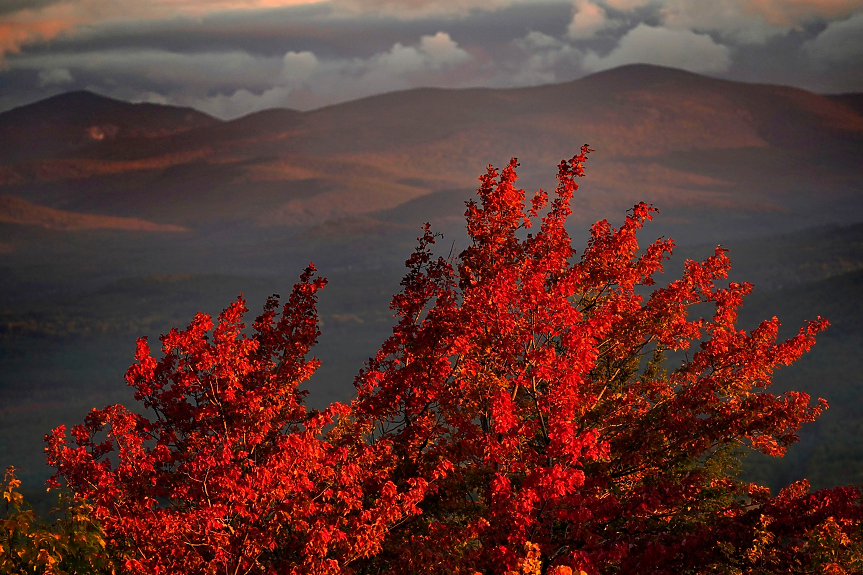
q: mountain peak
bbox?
[0,91,221,163]
[576,63,727,91]
[0,90,218,125]
[25,89,126,107]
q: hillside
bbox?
[0,65,860,242]
[0,91,220,164]
[0,195,187,231]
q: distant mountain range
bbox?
[0,91,217,164]
[1,64,861,243]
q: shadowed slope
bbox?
[828,93,863,116]
[0,195,187,232]
[0,91,220,164]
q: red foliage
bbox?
[46,148,863,574]
[46,268,425,574]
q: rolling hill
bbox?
[0,195,187,231]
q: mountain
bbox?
[0,65,860,242]
[0,91,220,164]
[0,64,859,314]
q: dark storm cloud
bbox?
[19,1,571,59]
[0,0,61,15]
[0,0,861,119]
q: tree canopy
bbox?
[41,148,863,574]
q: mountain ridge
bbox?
[0,64,860,243]
[0,90,221,164]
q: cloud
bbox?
[89,30,473,118]
[38,66,73,85]
[319,30,471,95]
[517,30,566,51]
[371,31,470,74]
[1,0,862,117]
[0,0,530,60]
[336,0,513,15]
[415,31,471,66]
[9,31,470,117]
[804,11,863,65]
[0,2,84,58]
[280,50,319,82]
[13,49,285,91]
[567,0,609,39]
[604,0,650,9]
[511,31,583,84]
[662,0,863,43]
[739,0,863,26]
[188,85,294,118]
[583,23,732,73]
[0,0,326,58]
[661,0,781,43]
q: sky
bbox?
[0,0,862,119]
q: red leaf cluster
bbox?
[46,149,863,574]
[46,269,425,574]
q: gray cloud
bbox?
[583,23,732,73]
[193,31,472,116]
[37,67,73,85]
[804,11,863,65]
[567,0,611,39]
[510,31,584,84]
[15,49,285,92]
[9,31,473,117]
[660,0,789,44]
[0,0,63,16]
[0,0,861,118]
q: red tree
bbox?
[46,269,426,574]
[347,147,863,573]
[47,148,863,574]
